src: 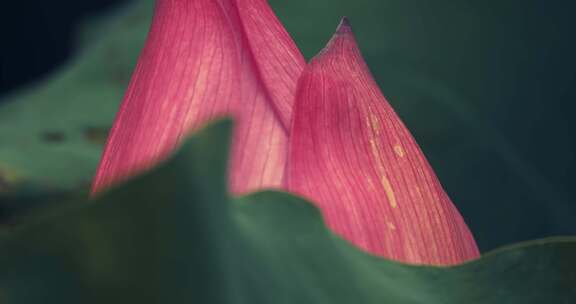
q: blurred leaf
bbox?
[0,120,574,303]
[0,0,154,194]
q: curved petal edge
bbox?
[287,18,480,265]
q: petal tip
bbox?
[312,17,357,63]
[336,17,352,34]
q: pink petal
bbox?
[92,0,305,195]
[287,18,480,265]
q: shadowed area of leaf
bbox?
[0,120,574,304]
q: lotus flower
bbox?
[92,0,306,194]
[287,19,479,265]
[93,0,480,265]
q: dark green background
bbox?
[0,0,575,252]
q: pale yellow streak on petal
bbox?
[369,138,398,209]
[381,175,398,209]
[369,113,381,135]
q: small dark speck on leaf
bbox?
[41,131,66,143]
[84,126,110,145]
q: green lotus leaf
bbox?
[0,120,573,303]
